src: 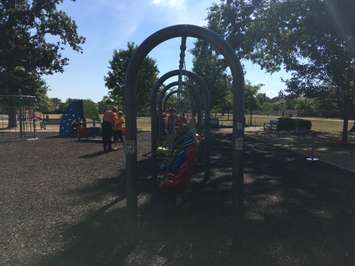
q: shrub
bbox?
[277,118,312,131]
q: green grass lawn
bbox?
[215,114,352,134]
[135,114,352,134]
[8,113,351,136]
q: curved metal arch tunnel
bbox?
[161,87,204,137]
[150,69,210,158]
[161,88,205,142]
[157,81,204,134]
[160,83,208,134]
[162,88,199,114]
[151,69,211,183]
[155,71,211,137]
[125,24,245,216]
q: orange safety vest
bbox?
[113,115,125,131]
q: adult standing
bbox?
[102,107,116,152]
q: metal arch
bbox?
[156,81,195,147]
[158,81,187,112]
[125,24,245,215]
[157,80,206,128]
[157,81,201,134]
[150,69,210,176]
[162,89,180,111]
[156,75,209,117]
[158,83,210,184]
[151,70,211,184]
[159,82,204,130]
[162,88,201,114]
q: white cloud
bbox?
[152,0,185,7]
[149,0,212,26]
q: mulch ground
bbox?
[1,132,355,266]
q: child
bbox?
[160,124,197,192]
[113,111,125,145]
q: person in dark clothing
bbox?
[102,107,116,152]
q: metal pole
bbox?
[33,115,36,138]
[232,63,245,212]
[177,37,187,115]
[19,106,23,138]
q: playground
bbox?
[1,1,355,264]
[1,131,355,265]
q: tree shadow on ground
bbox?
[79,150,108,159]
[34,133,355,266]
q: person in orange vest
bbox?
[113,110,125,146]
[102,107,116,152]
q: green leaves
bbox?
[0,0,84,112]
[104,42,159,115]
[208,0,355,128]
[83,99,100,121]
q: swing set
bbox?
[0,93,38,141]
[124,24,245,217]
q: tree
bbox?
[63,98,78,110]
[36,87,54,114]
[222,89,233,118]
[206,0,355,142]
[256,93,273,113]
[191,39,232,113]
[312,89,339,118]
[165,95,178,111]
[105,42,159,115]
[192,0,268,113]
[0,0,85,126]
[50,98,64,113]
[206,0,268,59]
[247,0,355,142]
[97,96,112,114]
[244,82,263,125]
[82,99,100,121]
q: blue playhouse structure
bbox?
[59,100,83,137]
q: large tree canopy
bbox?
[105,42,159,115]
[250,0,355,142]
[0,0,84,126]
[0,0,84,92]
[207,0,355,142]
[191,0,266,113]
[191,39,232,113]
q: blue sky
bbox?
[45,0,288,102]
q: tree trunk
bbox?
[350,121,355,132]
[8,107,17,128]
[249,111,253,127]
[342,117,349,143]
[341,95,352,143]
[342,104,349,143]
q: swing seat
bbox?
[160,144,197,192]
